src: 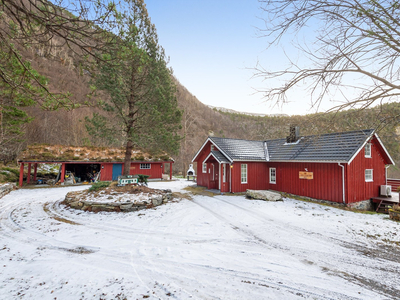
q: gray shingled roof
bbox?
[207,129,375,163]
[209,137,266,162]
[209,150,230,163]
[266,129,374,162]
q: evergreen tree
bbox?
[87,0,182,175]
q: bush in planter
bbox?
[89,181,111,192]
[137,174,149,186]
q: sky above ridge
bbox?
[144,0,335,116]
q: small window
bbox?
[365,143,371,158]
[223,164,226,183]
[269,168,276,184]
[241,164,247,184]
[140,163,151,169]
[202,163,207,173]
[365,169,373,182]
[211,144,214,151]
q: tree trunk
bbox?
[123,139,133,176]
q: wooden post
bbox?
[169,162,172,181]
[61,163,66,183]
[33,163,38,181]
[19,163,24,187]
[27,163,31,184]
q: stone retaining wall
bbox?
[63,189,173,213]
[0,183,17,199]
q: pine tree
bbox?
[87,0,182,175]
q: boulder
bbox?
[246,190,283,202]
[120,203,133,210]
[152,195,163,206]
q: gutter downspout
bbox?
[385,165,390,186]
[338,163,345,204]
[229,164,232,193]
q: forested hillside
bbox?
[22,52,400,177]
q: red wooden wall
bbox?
[100,163,114,181]
[230,162,269,193]
[265,162,343,203]
[100,162,164,181]
[220,163,230,193]
[345,137,387,203]
[195,141,213,188]
[387,179,400,192]
[129,162,163,178]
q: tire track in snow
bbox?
[190,195,382,300]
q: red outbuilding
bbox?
[18,145,173,186]
[192,129,395,206]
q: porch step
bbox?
[372,197,399,214]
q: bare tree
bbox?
[257,0,400,115]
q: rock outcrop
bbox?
[0,183,17,199]
[63,189,173,213]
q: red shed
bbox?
[192,129,395,206]
[17,145,173,186]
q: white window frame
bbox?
[202,163,207,173]
[365,143,371,158]
[140,163,151,169]
[211,144,215,151]
[365,169,373,182]
[241,164,247,184]
[269,167,276,184]
[223,164,226,183]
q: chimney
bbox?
[286,125,300,143]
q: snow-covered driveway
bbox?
[1,180,399,299]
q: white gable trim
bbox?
[203,152,230,164]
[192,138,212,162]
[192,138,233,163]
[375,133,395,165]
[347,131,395,165]
[347,130,374,165]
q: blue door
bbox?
[112,164,123,181]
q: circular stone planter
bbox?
[389,209,400,221]
[63,188,173,213]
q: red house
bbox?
[192,129,395,206]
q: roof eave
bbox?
[191,137,212,162]
[374,133,395,165]
[347,130,375,165]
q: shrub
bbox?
[137,174,149,185]
[2,167,20,176]
[392,205,400,212]
[88,181,111,192]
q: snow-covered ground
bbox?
[1,180,400,299]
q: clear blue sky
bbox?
[144,0,322,116]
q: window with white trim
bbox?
[202,163,207,173]
[269,167,276,184]
[365,143,371,158]
[211,144,215,151]
[365,169,373,182]
[223,164,226,183]
[241,164,247,184]
[140,163,151,169]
